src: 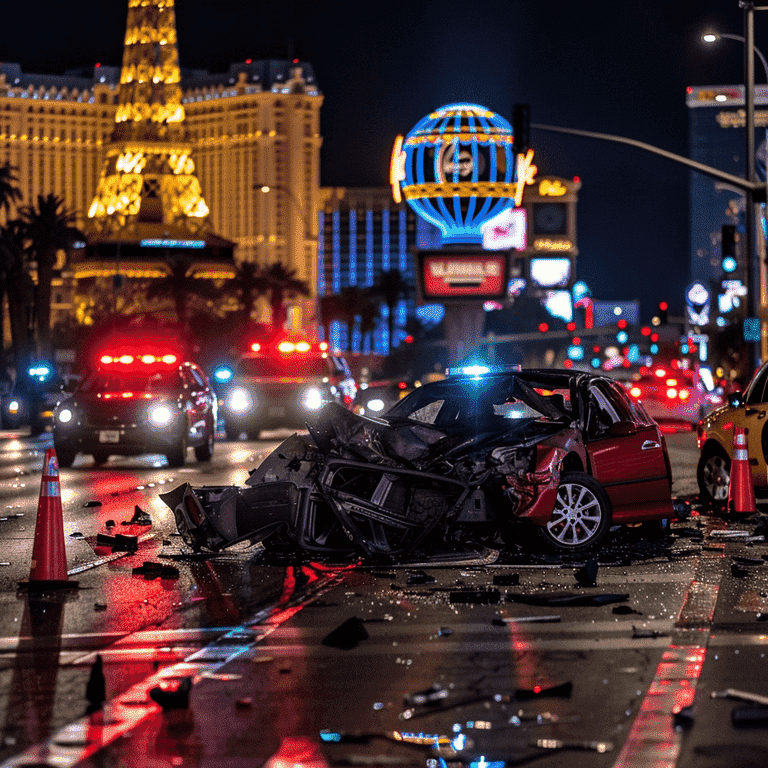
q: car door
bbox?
[736,363,768,487]
[583,379,673,522]
[181,365,208,440]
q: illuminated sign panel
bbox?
[529,257,572,288]
[417,251,509,301]
[482,207,527,250]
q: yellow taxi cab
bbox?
[696,362,768,504]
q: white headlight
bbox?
[228,387,253,413]
[58,408,73,423]
[367,398,385,412]
[302,387,324,410]
[149,403,174,427]
[8,399,20,414]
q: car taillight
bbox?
[629,386,642,398]
[666,387,678,399]
[678,388,691,401]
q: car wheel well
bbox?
[561,452,584,473]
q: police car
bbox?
[52,340,216,467]
[221,337,357,440]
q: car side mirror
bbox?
[728,392,744,408]
[609,420,637,437]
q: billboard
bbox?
[417,250,510,301]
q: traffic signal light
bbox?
[512,103,530,156]
[721,225,738,273]
[657,301,668,324]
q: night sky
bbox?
[1,0,761,320]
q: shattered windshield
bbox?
[387,374,570,429]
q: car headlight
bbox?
[148,403,175,427]
[8,399,20,414]
[57,408,74,424]
[367,398,385,412]
[302,387,324,410]
[228,387,253,413]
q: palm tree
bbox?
[145,256,219,331]
[0,221,34,374]
[338,285,378,351]
[259,262,310,330]
[226,260,269,323]
[17,193,82,360]
[368,268,413,354]
[0,163,22,374]
[0,163,21,220]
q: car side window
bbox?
[188,366,206,389]
[745,366,768,404]
[586,384,621,439]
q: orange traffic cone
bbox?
[728,426,758,515]
[19,448,78,590]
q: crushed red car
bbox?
[161,368,674,561]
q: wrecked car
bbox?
[160,368,674,561]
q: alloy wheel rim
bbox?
[547,482,602,545]
[704,455,730,501]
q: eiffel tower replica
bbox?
[82,0,234,279]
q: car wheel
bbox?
[194,420,215,462]
[225,422,242,441]
[92,450,110,466]
[55,445,77,468]
[535,471,612,553]
[165,432,187,468]
[247,428,262,440]
[697,444,730,506]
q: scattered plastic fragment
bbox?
[500,615,561,624]
[94,602,107,612]
[574,558,599,587]
[449,589,500,604]
[123,505,152,526]
[149,676,193,710]
[731,705,768,726]
[132,561,180,579]
[83,500,102,508]
[709,529,750,538]
[105,519,115,527]
[612,605,642,615]
[733,556,764,565]
[235,697,253,709]
[673,705,695,730]
[406,570,435,585]
[492,573,520,586]
[96,533,138,551]
[437,627,453,636]
[732,563,751,578]
[757,613,768,622]
[85,654,105,714]
[508,592,629,607]
[631,626,669,639]
[322,617,369,650]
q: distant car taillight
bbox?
[629,386,642,398]
[679,388,691,401]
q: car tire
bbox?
[55,445,77,468]
[697,443,730,506]
[166,432,187,468]
[247,428,262,440]
[194,420,215,462]
[534,471,613,553]
[92,450,110,466]
[225,422,242,441]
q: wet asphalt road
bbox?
[1,428,768,767]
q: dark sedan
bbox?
[53,355,216,468]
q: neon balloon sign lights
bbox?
[390,103,537,245]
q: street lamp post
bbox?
[703,9,768,372]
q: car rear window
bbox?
[79,370,182,393]
[237,355,332,378]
